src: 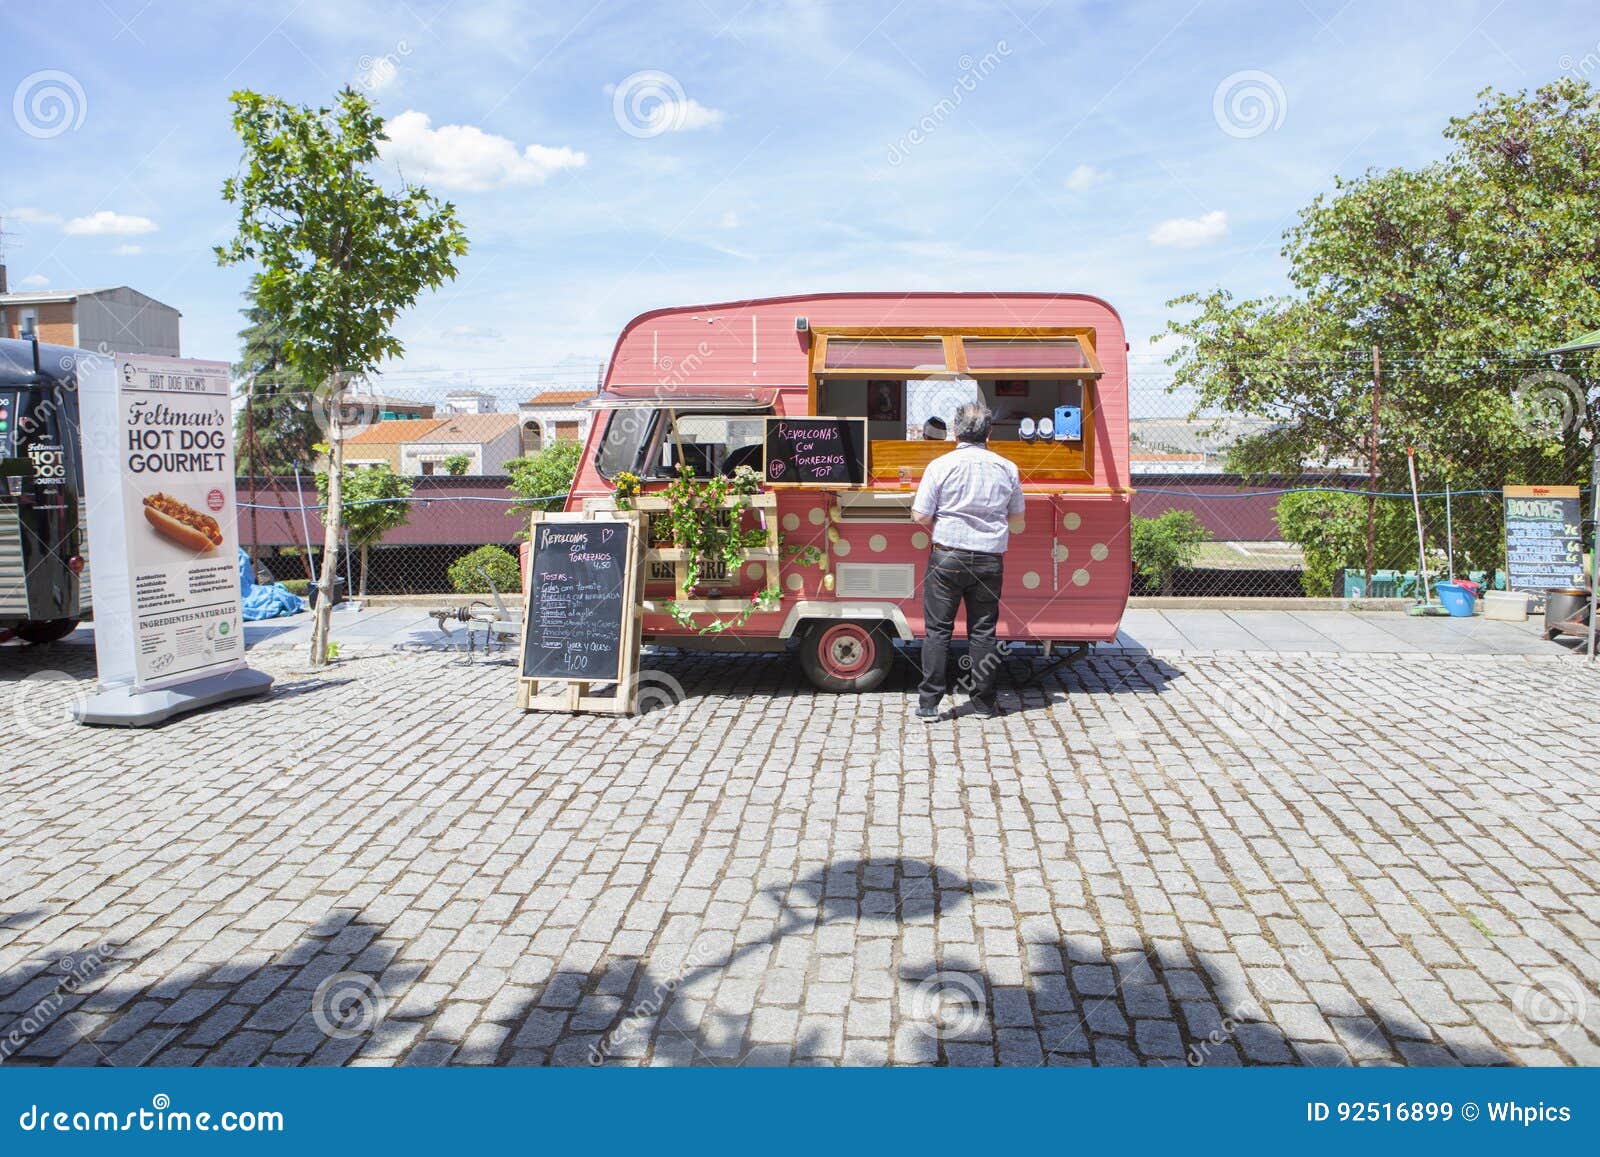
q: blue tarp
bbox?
[239,549,308,621]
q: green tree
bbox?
[1165,79,1600,577]
[442,454,471,476]
[505,439,581,531]
[1130,509,1211,595]
[232,276,317,475]
[315,462,413,597]
[217,86,467,665]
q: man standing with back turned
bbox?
[912,401,1024,720]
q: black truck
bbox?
[0,336,90,644]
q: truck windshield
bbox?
[595,409,659,479]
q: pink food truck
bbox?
[561,292,1132,692]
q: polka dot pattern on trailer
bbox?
[868,534,887,553]
[785,572,804,592]
[1022,571,1041,590]
[1072,568,1090,587]
[1091,543,1108,562]
[911,531,929,549]
[782,513,800,532]
[1052,543,1069,562]
[808,507,826,525]
[833,538,852,557]
[1063,512,1081,531]
[745,563,764,582]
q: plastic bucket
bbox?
[1434,581,1475,617]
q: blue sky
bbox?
[3,0,1596,388]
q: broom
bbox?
[1406,446,1449,616]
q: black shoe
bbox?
[916,704,942,722]
[969,699,1003,718]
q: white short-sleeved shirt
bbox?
[911,442,1025,554]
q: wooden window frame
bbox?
[808,326,1101,485]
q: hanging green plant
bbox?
[666,585,782,635]
[662,464,761,593]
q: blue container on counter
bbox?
[1053,405,1082,440]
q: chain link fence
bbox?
[235,358,1596,601]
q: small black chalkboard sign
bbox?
[764,417,868,485]
[521,519,633,682]
[1504,485,1584,592]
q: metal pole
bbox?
[1588,446,1598,661]
[1365,345,1380,591]
[293,459,316,581]
[1444,482,1455,581]
[1407,446,1432,603]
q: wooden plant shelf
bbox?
[647,546,779,563]
[641,597,770,614]
[591,492,781,600]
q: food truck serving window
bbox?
[808,327,1103,483]
[653,413,767,478]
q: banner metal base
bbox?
[73,667,275,727]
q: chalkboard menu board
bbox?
[1504,485,1584,591]
[764,417,868,486]
[522,519,634,682]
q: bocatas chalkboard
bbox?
[521,517,637,686]
[1504,485,1585,592]
[764,417,868,485]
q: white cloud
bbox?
[382,110,586,191]
[718,210,739,229]
[63,211,158,236]
[7,207,62,226]
[1148,210,1228,248]
[18,274,49,289]
[604,77,726,135]
[442,323,503,344]
[1064,164,1109,191]
[670,99,725,132]
[114,244,144,256]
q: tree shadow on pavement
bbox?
[0,911,426,1067]
[2,858,1517,1067]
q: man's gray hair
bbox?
[951,401,993,443]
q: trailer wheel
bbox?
[14,619,78,645]
[797,620,895,693]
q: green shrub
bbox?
[280,578,310,596]
[1130,509,1211,595]
[443,454,471,476]
[448,545,522,594]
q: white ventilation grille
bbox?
[834,563,915,599]
[0,506,28,615]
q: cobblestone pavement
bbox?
[2,642,1598,1067]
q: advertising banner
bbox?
[77,352,269,725]
[113,355,244,688]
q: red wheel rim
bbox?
[816,623,875,679]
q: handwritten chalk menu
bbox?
[1504,485,1584,591]
[764,417,868,485]
[522,519,633,681]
